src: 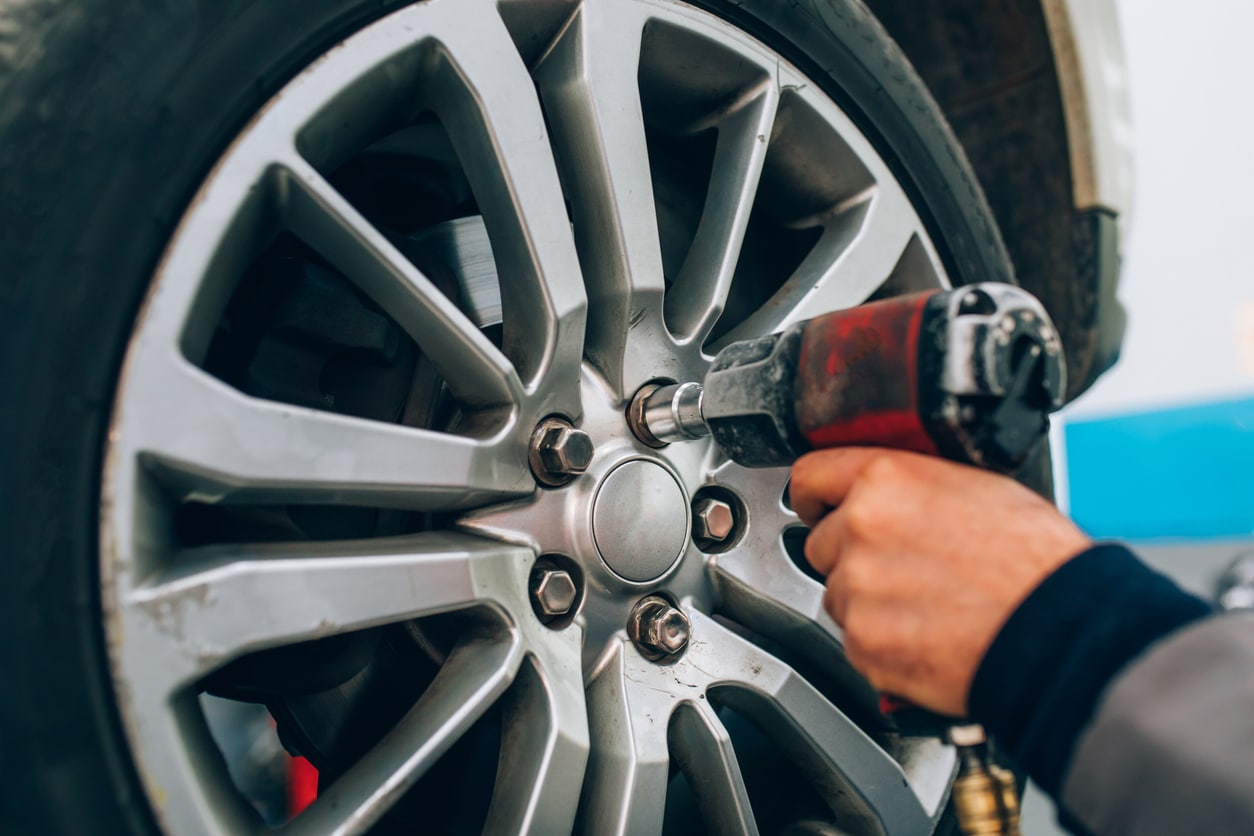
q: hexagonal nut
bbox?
[643,606,690,655]
[533,568,578,616]
[693,497,735,542]
[538,424,594,476]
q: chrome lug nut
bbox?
[529,417,594,487]
[693,497,735,543]
[627,595,691,660]
[531,567,578,618]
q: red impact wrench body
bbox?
[629,282,1066,834]
[631,282,1065,472]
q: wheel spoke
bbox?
[669,701,759,836]
[701,462,861,687]
[125,352,530,509]
[533,2,670,397]
[288,634,524,836]
[693,614,934,834]
[708,543,884,731]
[121,533,531,692]
[278,156,524,409]
[423,5,587,409]
[665,85,780,345]
[717,185,920,345]
[484,640,590,834]
[710,544,841,651]
[577,642,672,835]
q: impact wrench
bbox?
[627,282,1067,836]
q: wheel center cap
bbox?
[592,460,689,582]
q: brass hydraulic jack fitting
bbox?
[949,724,1022,836]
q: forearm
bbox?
[967,543,1211,795]
[968,544,1254,835]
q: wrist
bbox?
[966,543,1213,797]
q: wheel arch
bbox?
[863,0,1128,400]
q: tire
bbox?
[689,0,1016,297]
[0,1,1036,834]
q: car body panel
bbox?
[1043,0,1135,222]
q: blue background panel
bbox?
[1065,396,1254,541]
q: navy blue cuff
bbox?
[968,543,1213,798]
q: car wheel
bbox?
[0,0,1032,833]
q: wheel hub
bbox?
[459,365,715,667]
[592,458,689,583]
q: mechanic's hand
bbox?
[791,448,1091,717]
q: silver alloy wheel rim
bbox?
[100,0,957,832]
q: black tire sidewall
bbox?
[0,2,410,832]
[697,0,1015,292]
[0,1,1018,833]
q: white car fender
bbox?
[1042,0,1135,224]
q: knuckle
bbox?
[790,455,816,490]
[821,582,837,618]
[841,498,880,537]
[803,535,826,575]
[840,604,870,649]
[822,578,847,624]
[842,605,895,662]
[863,453,901,485]
[841,624,882,685]
[839,557,875,595]
[807,515,848,576]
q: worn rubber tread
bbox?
[691,0,1017,293]
[0,2,410,832]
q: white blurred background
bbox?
[1065,0,1254,421]
[1027,2,1254,832]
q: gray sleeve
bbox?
[1061,611,1254,836]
